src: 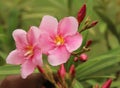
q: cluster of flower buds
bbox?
[77,4,98,33]
[73,39,92,62]
[74,53,88,62]
[58,64,76,79]
[72,4,97,63]
[57,64,76,87]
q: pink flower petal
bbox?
[39,32,55,54]
[32,48,43,66]
[6,50,24,65]
[13,29,28,49]
[21,60,36,79]
[65,33,82,52]
[39,15,58,36]
[58,17,78,37]
[48,46,70,66]
[27,26,40,45]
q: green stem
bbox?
[68,0,72,15]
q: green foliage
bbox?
[73,80,84,88]
[76,47,120,81]
[0,65,20,75]
[93,0,120,49]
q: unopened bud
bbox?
[86,40,92,48]
[91,21,98,27]
[74,57,79,62]
[102,79,112,88]
[77,4,86,24]
[80,53,88,62]
[58,64,66,79]
[87,21,98,29]
[37,66,44,73]
[69,65,75,78]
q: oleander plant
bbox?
[0,0,120,88]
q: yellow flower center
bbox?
[54,35,64,45]
[24,46,34,58]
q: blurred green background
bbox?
[0,0,120,87]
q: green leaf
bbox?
[111,80,120,87]
[0,58,5,66]
[76,47,120,81]
[73,80,84,88]
[0,65,20,75]
[47,0,65,10]
[0,51,6,66]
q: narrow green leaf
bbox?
[0,58,5,66]
[76,48,120,81]
[111,80,120,87]
[0,65,20,75]
[73,80,84,88]
[47,0,66,10]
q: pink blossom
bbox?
[39,15,82,66]
[6,26,42,79]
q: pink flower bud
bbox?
[80,53,88,62]
[69,65,75,78]
[90,21,98,27]
[86,40,92,48]
[74,57,79,62]
[58,64,66,79]
[102,79,112,88]
[77,4,86,24]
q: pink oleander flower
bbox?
[6,26,42,79]
[39,15,82,66]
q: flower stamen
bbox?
[24,46,33,58]
[54,35,64,45]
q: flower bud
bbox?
[80,53,88,62]
[87,21,98,29]
[74,57,79,62]
[86,40,92,48]
[90,21,98,27]
[102,79,112,88]
[77,4,86,24]
[69,64,75,78]
[58,64,66,79]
